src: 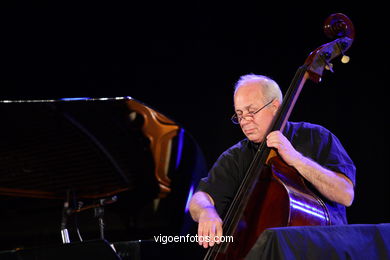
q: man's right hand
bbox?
[197,207,223,248]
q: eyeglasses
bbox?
[231,99,274,124]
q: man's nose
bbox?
[240,116,252,125]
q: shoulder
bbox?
[284,121,344,158]
[285,121,335,141]
[286,121,332,134]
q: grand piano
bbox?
[0,97,208,259]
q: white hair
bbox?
[234,74,283,103]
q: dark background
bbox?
[0,2,388,228]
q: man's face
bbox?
[233,82,279,143]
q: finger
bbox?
[215,222,223,244]
[268,130,286,141]
[266,131,275,140]
[198,223,204,246]
[209,223,217,247]
[267,130,280,138]
[266,139,282,149]
[199,222,209,247]
[201,223,211,248]
[267,133,284,142]
[266,134,280,144]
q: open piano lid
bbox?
[0,96,207,250]
[0,96,194,199]
[0,96,159,199]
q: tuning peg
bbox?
[341,55,350,64]
[336,41,350,64]
[325,62,334,72]
[321,52,334,72]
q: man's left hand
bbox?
[266,131,303,167]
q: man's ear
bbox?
[272,99,281,115]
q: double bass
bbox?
[204,13,355,259]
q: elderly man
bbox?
[189,74,355,248]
